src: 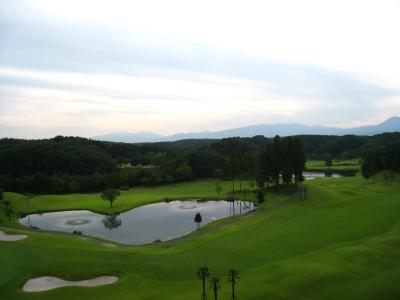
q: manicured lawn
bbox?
[1,179,251,222]
[306,158,361,171]
[1,175,400,299]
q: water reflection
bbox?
[19,200,255,244]
[102,213,122,230]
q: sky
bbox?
[0,0,399,138]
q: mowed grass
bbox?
[1,179,245,222]
[306,158,361,171]
[1,175,400,299]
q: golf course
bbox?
[1,172,400,299]
[2,1,400,298]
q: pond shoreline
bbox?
[18,199,256,245]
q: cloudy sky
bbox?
[0,0,399,138]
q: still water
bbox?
[19,200,254,244]
[303,171,343,179]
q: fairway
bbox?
[1,180,241,223]
[1,175,399,299]
[2,2,399,298]
[1,179,286,225]
[306,158,361,171]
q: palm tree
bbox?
[197,267,210,300]
[228,269,239,300]
[210,277,221,300]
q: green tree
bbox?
[194,212,202,228]
[215,179,222,195]
[210,277,221,300]
[228,269,239,300]
[176,162,193,182]
[213,168,224,179]
[243,151,256,186]
[101,188,121,209]
[197,267,210,300]
[324,153,333,167]
[292,138,306,186]
[151,152,167,168]
[271,135,282,190]
[0,186,3,201]
[256,143,273,189]
[3,200,13,220]
[69,179,81,193]
[256,189,266,208]
[248,179,256,191]
[281,137,294,187]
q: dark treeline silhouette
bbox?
[255,136,306,190]
[0,136,116,176]
[1,133,399,193]
[361,142,400,178]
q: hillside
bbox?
[93,116,400,143]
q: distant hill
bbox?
[92,116,400,143]
[343,116,400,135]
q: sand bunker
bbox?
[23,276,118,292]
[0,230,27,241]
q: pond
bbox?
[303,169,356,179]
[19,200,255,245]
[303,171,343,179]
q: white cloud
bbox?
[0,67,319,136]
[0,0,399,138]
[26,0,400,83]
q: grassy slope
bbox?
[1,176,400,299]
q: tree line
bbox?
[255,136,306,190]
[1,133,398,193]
[361,142,400,178]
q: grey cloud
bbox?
[0,8,395,105]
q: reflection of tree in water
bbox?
[102,213,122,229]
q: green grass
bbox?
[1,175,400,299]
[306,158,361,171]
[1,179,249,222]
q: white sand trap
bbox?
[0,230,27,241]
[23,276,118,292]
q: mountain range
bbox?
[92,116,400,143]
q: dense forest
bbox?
[361,142,400,178]
[0,133,399,193]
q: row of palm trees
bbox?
[197,267,239,300]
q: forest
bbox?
[0,133,399,193]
